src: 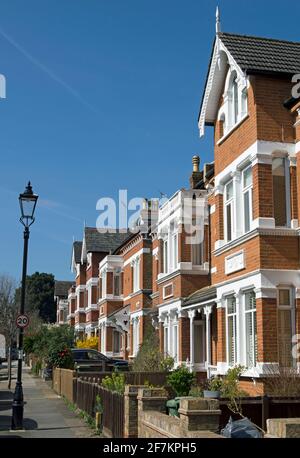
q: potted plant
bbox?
[203,376,223,399]
[166,366,196,417]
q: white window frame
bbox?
[172,323,178,364]
[163,239,168,274]
[272,156,291,228]
[277,287,295,367]
[242,165,253,234]
[132,318,140,356]
[101,270,107,298]
[172,231,178,271]
[244,290,257,368]
[132,258,140,293]
[224,180,234,242]
[113,330,121,354]
[113,272,121,297]
[226,295,237,366]
[231,73,239,126]
[218,68,248,139]
[100,326,105,353]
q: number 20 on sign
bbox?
[16,314,29,329]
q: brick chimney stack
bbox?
[189,155,202,189]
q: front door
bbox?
[194,321,206,370]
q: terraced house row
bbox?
[56,27,300,394]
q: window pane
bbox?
[227,296,236,314]
[272,157,287,226]
[164,327,168,354]
[164,241,168,273]
[278,309,292,367]
[114,275,120,296]
[173,233,178,268]
[113,331,121,353]
[244,191,250,233]
[192,242,203,265]
[226,204,232,241]
[243,167,252,188]
[245,291,256,311]
[279,289,290,306]
[173,326,178,363]
[228,315,236,365]
[246,311,257,367]
[233,79,238,124]
[226,181,233,201]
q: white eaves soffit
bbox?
[198,36,247,137]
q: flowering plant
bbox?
[76,336,98,350]
[47,346,74,369]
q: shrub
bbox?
[132,323,174,372]
[76,336,98,350]
[24,324,75,369]
[220,365,247,414]
[101,372,125,394]
[47,347,74,369]
[208,376,223,392]
[221,365,245,398]
[189,385,203,397]
[167,366,196,397]
[263,365,300,396]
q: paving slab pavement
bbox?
[0,363,97,438]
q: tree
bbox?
[132,322,174,372]
[15,272,55,323]
[0,275,18,388]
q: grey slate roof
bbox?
[54,281,74,297]
[84,227,132,254]
[183,286,217,307]
[73,241,82,263]
[219,32,300,74]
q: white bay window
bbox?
[223,165,253,244]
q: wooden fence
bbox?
[53,368,170,401]
[219,396,300,430]
[76,377,124,438]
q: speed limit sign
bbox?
[16,314,30,329]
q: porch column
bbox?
[188,310,196,372]
[203,305,212,377]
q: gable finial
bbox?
[216,6,221,34]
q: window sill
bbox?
[217,114,249,146]
[214,229,258,256]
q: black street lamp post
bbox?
[11,182,38,430]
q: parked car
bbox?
[71,348,129,372]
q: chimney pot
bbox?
[192,155,200,172]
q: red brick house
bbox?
[155,28,300,394]
[62,20,300,395]
[98,200,157,359]
[71,229,130,339]
[54,280,74,325]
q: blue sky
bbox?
[0,0,299,282]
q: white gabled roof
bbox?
[198,34,246,137]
